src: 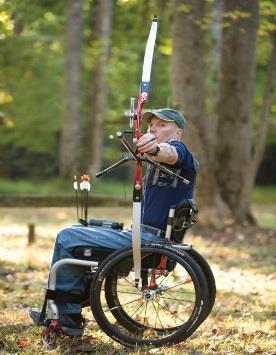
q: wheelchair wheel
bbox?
[184,248,216,317]
[103,247,210,336]
[90,244,209,347]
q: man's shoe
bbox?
[29,308,47,326]
[29,309,85,336]
[60,313,85,336]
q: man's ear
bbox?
[176,129,183,139]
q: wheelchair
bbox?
[40,199,216,348]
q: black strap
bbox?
[50,289,83,304]
[38,289,83,323]
[39,293,48,323]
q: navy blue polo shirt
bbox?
[141,140,198,231]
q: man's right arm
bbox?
[136,133,179,165]
[147,143,178,165]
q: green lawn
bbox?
[251,185,276,204]
[0,177,132,197]
[0,178,275,202]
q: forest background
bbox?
[0,0,276,226]
[0,1,276,353]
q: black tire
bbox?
[183,248,216,317]
[90,244,209,347]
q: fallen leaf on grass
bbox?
[69,343,96,353]
[213,315,226,322]
[210,346,218,352]
[149,349,161,354]
[6,274,15,282]
[68,338,96,354]
[172,343,188,351]
[107,350,120,355]
[17,338,29,348]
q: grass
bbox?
[0,205,275,354]
[252,203,276,229]
[0,178,275,202]
[251,185,276,204]
[0,177,132,197]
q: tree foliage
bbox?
[0,0,275,183]
[0,0,64,154]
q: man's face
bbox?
[147,116,181,143]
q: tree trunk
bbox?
[239,33,276,223]
[216,0,259,223]
[171,0,231,226]
[59,0,84,178]
[87,0,112,176]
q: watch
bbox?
[149,146,160,156]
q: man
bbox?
[30,108,198,336]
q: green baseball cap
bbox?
[142,108,186,129]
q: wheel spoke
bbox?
[103,295,142,313]
[152,299,189,323]
[151,299,164,329]
[162,278,193,292]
